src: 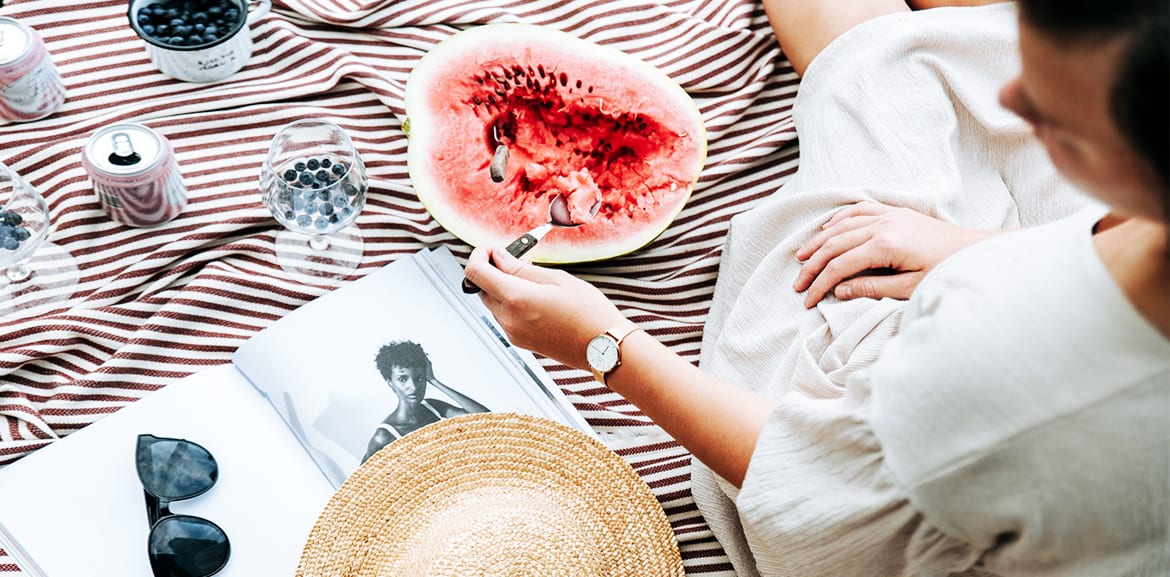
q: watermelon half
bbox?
[404,23,706,264]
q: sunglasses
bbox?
[136,434,231,577]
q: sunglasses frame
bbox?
[136,433,231,577]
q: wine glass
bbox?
[0,161,79,317]
[260,119,367,282]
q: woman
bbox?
[464,0,1168,574]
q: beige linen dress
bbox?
[692,4,1167,576]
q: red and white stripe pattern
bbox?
[0,0,800,573]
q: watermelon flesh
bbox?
[406,24,706,263]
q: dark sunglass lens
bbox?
[148,515,230,577]
[137,435,218,500]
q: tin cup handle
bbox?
[247,0,271,25]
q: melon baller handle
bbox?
[461,223,554,294]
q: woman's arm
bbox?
[427,366,490,414]
[465,246,774,487]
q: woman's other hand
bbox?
[794,202,1008,307]
[465,245,628,370]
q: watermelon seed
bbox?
[559,72,568,87]
[575,79,582,89]
[538,64,546,78]
[490,144,509,183]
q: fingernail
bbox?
[837,285,852,299]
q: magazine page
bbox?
[0,365,333,577]
[233,248,585,489]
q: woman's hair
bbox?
[1019,0,1169,197]
[375,340,429,379]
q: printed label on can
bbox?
[0,19,65,122]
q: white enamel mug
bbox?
[128,0,270,83]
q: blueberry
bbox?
[188,35,204,45]
[284,210,295,220]
[343,183,358,197]
[296,214,311,228]
[329,213,340,223]
[320,158,332,168]
[193,12,209,23]
[173,25,190,36]
[142,24,156,35]
[2,237,17,250]
[170,18,185,27]
[0,225,11,238]
[306,158,320,171]
[156,24,170,35]
[298,172,313,186]
[302,190,317,202]
[319,203,334,216]
[203,25,219,37]
[314,216,329,230]
[315,169,329,181]
[137,13,152,25]
[225,9,240,22]
[283,169,297,181]
[339,206,354,219]
[169,36,184,45]
[12,227,28,241]
[331,163,346,176]
[208,5,223,16]
[332,194,348,208]
[164,8,179,20]
[294,161,306,171]
[293,197,305,211]
[4,212,22,226]
[194,23,206,33]
[303,201,317,215]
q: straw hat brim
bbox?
[296,412,683,577]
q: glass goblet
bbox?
[260,119,368,282]
[0,161,78,317]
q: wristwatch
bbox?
[586,324,642,386]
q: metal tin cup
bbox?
[82,123,188,227]
[0,17,66,122]
[127,0,271,83]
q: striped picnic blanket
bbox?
[0,0,799,573]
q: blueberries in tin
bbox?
[133,0,244,48]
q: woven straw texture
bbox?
[296,412,684,577]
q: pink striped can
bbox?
[82,123,188,227]
[0,16,65,122]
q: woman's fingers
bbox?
[820,201,891,230]
[833,271,922,301]
[793,226,875,292]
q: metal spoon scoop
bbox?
[462,194,601,294]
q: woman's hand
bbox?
[793,202,1007,307]
[464,245,628,370]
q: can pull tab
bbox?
[108,132,142,166]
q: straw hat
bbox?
[296,412,684,577]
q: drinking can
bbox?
[0,17,66,122]
[82,123,188,227]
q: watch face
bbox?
[587,335,619,373]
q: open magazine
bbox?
[234,245,590,488]
[0,247,590,577]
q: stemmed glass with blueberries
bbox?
[259,119,367,282]
[0,161,79,316]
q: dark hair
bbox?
[375,340,428,379]
[1018,0,1169,196]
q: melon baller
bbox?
[461,194,600,294]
